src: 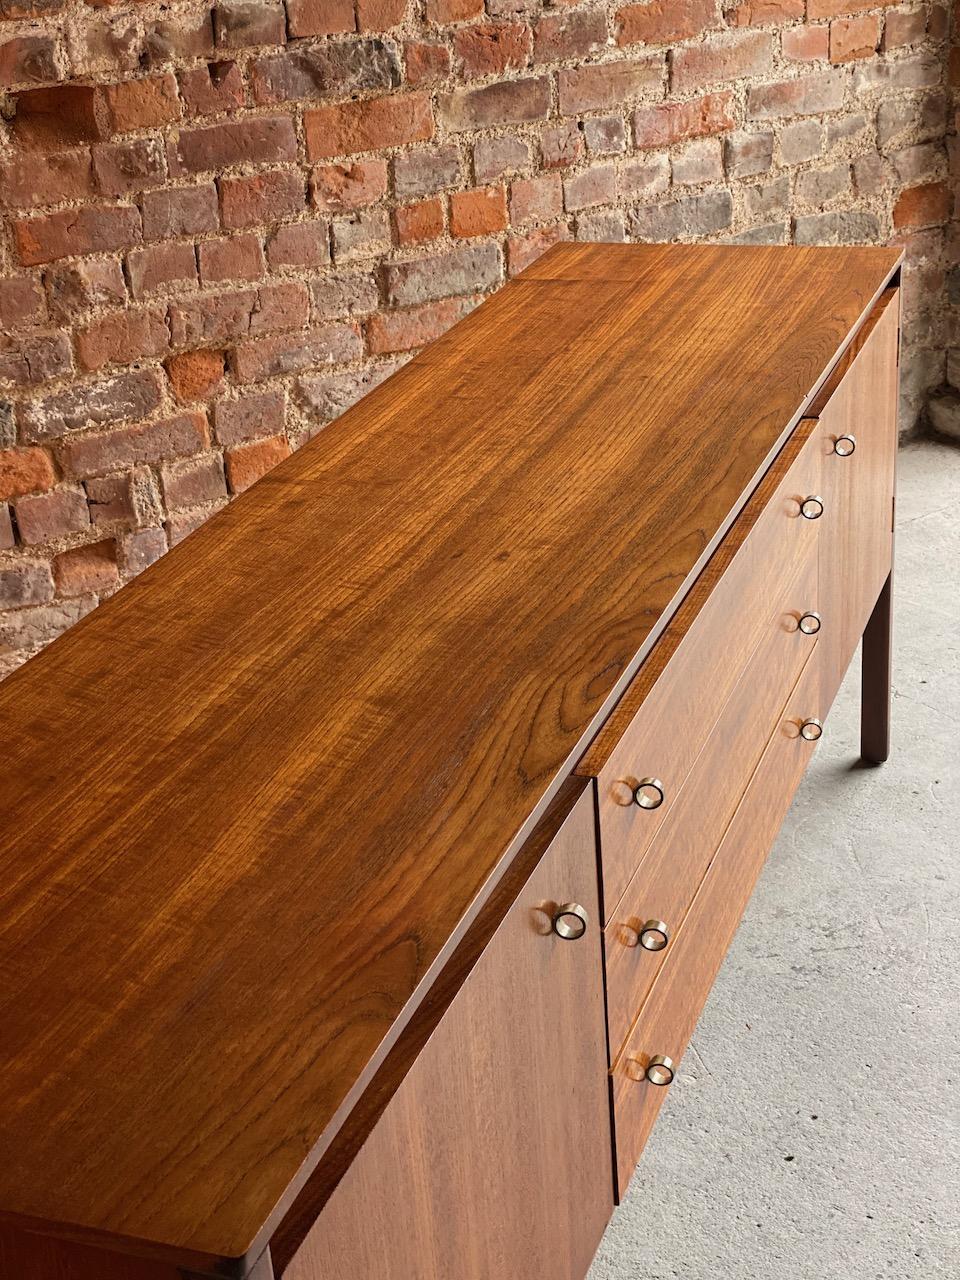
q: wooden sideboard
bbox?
[0,244,901,1280]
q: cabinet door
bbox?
[284,781,611,1280]
[815,290,899,708]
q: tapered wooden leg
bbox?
[861,570,892,764]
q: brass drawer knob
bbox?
[800,494,825,520]
[798,611,821,635]
[639,919,669,951]
[833,434,856,456]
[800,717,823,741]
[629,1054,675,1086]
[633,777,665,810]
[552,902,588,940]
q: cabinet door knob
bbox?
[633,777,665,810]
[800,717,823,741]
[628,1054,676,1086]
[800,494,825,520]
[834,434,856,456]
[798,611,821,635]
[639,919,670,951]
[552,902,588,940]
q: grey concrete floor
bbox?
[590,441,960,1280]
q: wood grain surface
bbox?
[0,244,900,1273]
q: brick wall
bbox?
[0,0,956,677]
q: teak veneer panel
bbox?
[0,244,901,1274]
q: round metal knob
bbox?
[633,777,664,810]
[645,1055,676,1086]
[552,902,588,940]
[639,919,669,951]
[834,434,856,457]
[798,611,821,635]
[800,494,825,520]
[800,717,823,741]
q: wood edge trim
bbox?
[268,777,592,1275]
[805,286,900,418]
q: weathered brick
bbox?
[576,210,627,242]
[724,129,774,177]
[540,122,586,170]
[10,85,108,150]
[232,324,363,382]
[0,560,54,608]
[510,173,563,225]
[170,117,298,174]
[629,190,733,240]
[0,402,13,449]
[558,58,663,114]
[0,333,72,387]
[617,0,715,45]
[366,296,475,354]
[59,412,209,478]
[357,0,407,29]
[14,487,89,544]
[0,35,58,87]
[298,361,399,419]
[584,116,628,156]
[830,14,879,61]
[93,139,166,198]
[332,209,393,261]
[782,23,829,60]
[726,0,802,22]
[394,197,446,243]
[179,62,245,115]
[141,9,215,67]
[807,0,892,17]
[44,260,127,322]
[14,205,142,268]
[127,243,199,300]
[672,32,773,92]
[474,134,530,183]
[213,389,286,445]
[439,77,551,132]
[877,93,946,150]
[454,22,532,78]
[891,142,945,185]
[882,7,927,50]
[893,181,951,228]
[405,39,452,84]
[0,151,97,213]
[100,73,181,131]
[853,50,939,90]
[219,168,306,229]
[0,504,14,551]
[507,224,572,276]
[619,153,670,198]
[214,0,287,48]
[311,273,381,318]
[425,0,483,22]
[311,160,389,212]
[563,163,617,212]
[634,92,735,150]
[0,278,45,330]
[85,466,163,527]
[250,40,400,105]
[75,308,169,372]
[165,349,226,403]
[450,185,508,236]
[0,447,56,500]
[199,235,266,284]
[54,540,120,596]
[744,174,789,219]
[286,0,355,35]
[142,184,219,239]
[747,71,846,118]
[169,290,257,346]
[394,145,461,198]
[779,118,822,165]
[161,453,227,509]
[225,434,292,491]
[793,209,879,242]
[672,138,724,185]
[533,10,606,63]
[796,161,851,205]
[305,93,434,159]
[20,370,164,442]
[384,242,502,305]
[266,222,331,268]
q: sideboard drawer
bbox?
[579,417,822,919]
[608,647,825,1197]
[602,540,819,1059]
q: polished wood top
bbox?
[0,244,901,1274]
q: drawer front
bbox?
[609,647,824,1198]
[580,417,822,919]
[603,541,819,1059]
[814,290,898,709]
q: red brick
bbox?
[286,0,356,34]
[219,168,306,229]
[893,181,951,228]
[404,39,451,84]
[671,32,773,92]
[540,121,585,169]
[142,184,219,240]
[394,197,445,243]
[250,282,311,333]
[617,0,715,46]
[119,526,167,573]
[727,0,803,23]
[533,10,606,63]
[882,7,927,49]
[0,447,56,500]
[507,223,571,277]
[85,467,162,527]
[127,242,199,300]
[214,0,287,47]
[510,173,563,224]
[0,35,58,87]
[14,488,89,544]
[225,434,291,492]
[450,185,508,237]
[0,277,45,330]
[170,117,298,174]
[0,332,72,387]
[440,77,551,132]
[44,260,127,322]
[75,308,169,372]
[366,296,475,354]
[830,13,879,60]
[782,24,830,60]
[10,85,108,150]
[165,349,226,403]
[232,323,362,382]
[0,151,97,212]
[558,58,663,114]
[160,453,227,508]
[53,540,119,596]
[384,242,501,305]
[92,139,166,197]
[0,560,54,608]
[20,370,163,441]
[14,205,141,267]
[0,504,14,550]
[141,9,215,65]
[563,162,616,211]
[310,160,389,212]
[59,412,209,478]
[100,73,181,131]
[199,235,266,285]
[179,62,245,115]
[266,222,331,268]
[453,22,532,78]
[213,390,285,445]
[425,0,483,22]
[807,0,892,16]
[305,94,434,160]
[746,71,845,118]
[170,289,257,345]
[357,0,407,27]
[633,92,735,150]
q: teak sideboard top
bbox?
[0,244,901,1275]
